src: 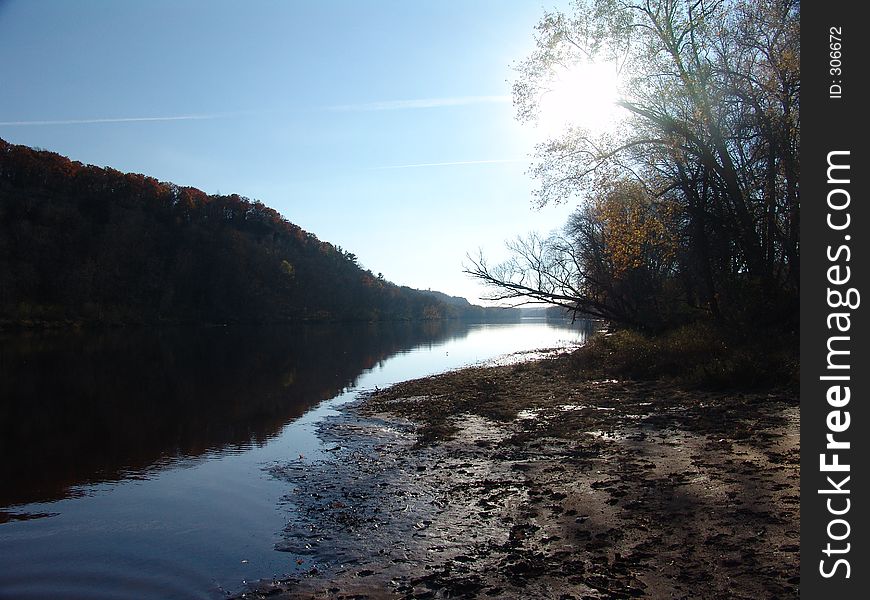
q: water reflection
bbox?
[0,321,476,512]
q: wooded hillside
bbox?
[0,138,511,327]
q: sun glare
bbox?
[537,61,622,136]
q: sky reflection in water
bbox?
[0,319,587,599]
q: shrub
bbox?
[568,322,797,390]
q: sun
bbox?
[536,61,623,136]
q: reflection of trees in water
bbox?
[0,321,473,508]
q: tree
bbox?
[467,179,682,330]
[0,137,478,326]
[472,0,799,330]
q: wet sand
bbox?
[239,350,799,599]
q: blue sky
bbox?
[0,0,576,304]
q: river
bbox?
[0,319,588,599]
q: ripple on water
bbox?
[0,552,226,600]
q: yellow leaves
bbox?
[592,181,679,279]
[280,260,295,279]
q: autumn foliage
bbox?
[0,138,492,327]
[469,0,799,334]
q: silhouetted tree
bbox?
[472,0,799,331]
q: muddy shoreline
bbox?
[239,350,799,599]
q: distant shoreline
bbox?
[0,313,542,333]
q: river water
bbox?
[0,319,588,599]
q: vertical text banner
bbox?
[801,1,867,597]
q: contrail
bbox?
[327,95,510,112]
[0,114,229,126]
[372,158,525,170]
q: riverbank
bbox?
[240,345,799,599]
